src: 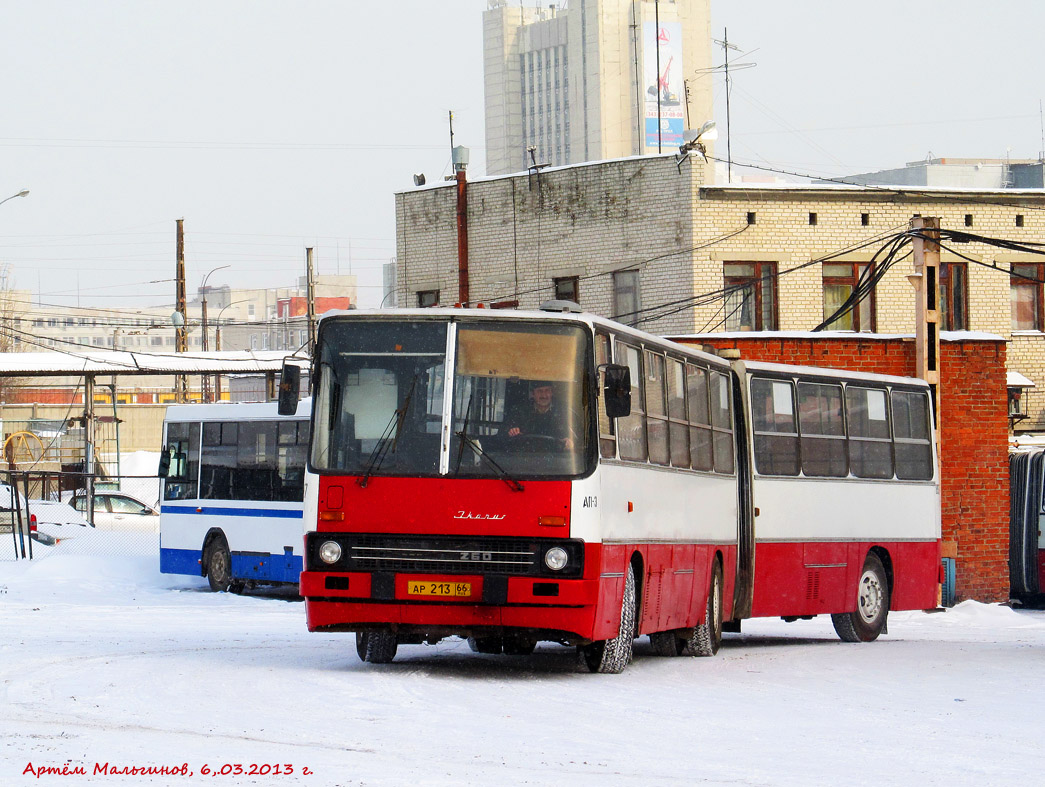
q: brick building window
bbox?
[612,270,641,325]
[724,262,777,331]
[553,276,579,304]
[822,262,875,332]
[1011,263,1044,331]
[416,290,440,308]
[940,262,968,331]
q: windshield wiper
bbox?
[455,432,524,493]
[453,393,523,492]
[358,374,419,488]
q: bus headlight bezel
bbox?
[319,540,343,564]
[543,546,569,571]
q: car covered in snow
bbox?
[0,483,92,545]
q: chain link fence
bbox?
[1,469,161,561]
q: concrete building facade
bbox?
[483,0,713,175]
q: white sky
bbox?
[1,1,1042,312]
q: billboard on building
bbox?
[643,21,684,150]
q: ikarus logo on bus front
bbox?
[453,511,506,521]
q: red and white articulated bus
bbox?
[282,305,941,673]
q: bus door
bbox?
[730,362,755,620]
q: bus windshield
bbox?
[310,318,592,479]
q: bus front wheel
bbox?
[832,552,890,643]
[581,563,636,674]
[204,537,243,594]
[357,630,398,664]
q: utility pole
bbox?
[453,147,470,305]
[910,216,942,446]
[306,247,316,353]
[175,219,188,403]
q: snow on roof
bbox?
[0,349,295,377]
[1007,371,1036,388]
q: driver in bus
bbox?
[505,382,575,450]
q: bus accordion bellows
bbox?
[289,307,941,672]
[159,399,313,592]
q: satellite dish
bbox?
[413,173,426,187]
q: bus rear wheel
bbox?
[581,563,636,674]
[685,561,723,657]
[204,538,243,594]
[832,552,890,643]
[357,630,398,664]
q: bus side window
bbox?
[798,382,847,477]
[615,342,647,462]
[891,390,933,480]
[711,371,736,475]
[595,333,616,459]
[645,351,669,466]
[687,364,712,471]
[666,358,690,469]
[846,386,893,479]
[751,378,798,476]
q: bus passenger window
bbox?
[751,378,798,476]
[846,387,893,479]
[667,358,689,468]
[615,343,647,462]
[798,382,847,477]
[711,372,735,474]
[891,390,933,480]
[687,365,712,471]
[645,352,669,466]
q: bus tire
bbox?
[581,563,636,674]
[204,537,241,593]
[364,630,398,664]
[832,552,890,643]
[467,636,503,654]
[502,635,537,656]
[649,631,684,656]
[686,561,723,657]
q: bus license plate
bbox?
[407,581,472,598]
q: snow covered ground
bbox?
[2,540,1044,786]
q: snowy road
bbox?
[2,553,1044,786]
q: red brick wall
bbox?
[672,335,1009,603]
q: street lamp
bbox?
[0,189,29,208]
[199,266,230,402]
[212,298,250,403]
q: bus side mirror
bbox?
[603,364,632,419]
[157,452,171,478]
[278,363,301,416]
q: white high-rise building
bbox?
[483,0,712,176]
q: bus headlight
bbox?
[544,546,569,571]
[319,540,342,564]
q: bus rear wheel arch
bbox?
[832,551,891,642]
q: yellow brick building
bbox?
[394,155,1045,429]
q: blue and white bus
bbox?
[159,399,313,591]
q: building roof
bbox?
[0,349,297,377]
